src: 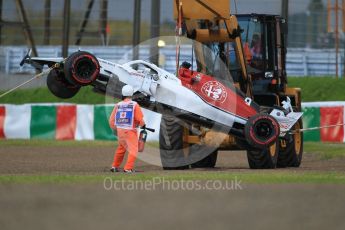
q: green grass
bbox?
[0,86,109,104]
[0,171,345,184]
[304,142,345,160]
[1,77,344,104]
[0,139,116,147]
[288,77,345,102]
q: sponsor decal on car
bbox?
[201,81,227,103]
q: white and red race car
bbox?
[22,50,302,164]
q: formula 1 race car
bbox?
[22,50,302,169]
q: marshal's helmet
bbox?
[122,85,134,97]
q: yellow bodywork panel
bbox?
[192,29,235,43]
[173,0,230,20]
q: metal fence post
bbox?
[303,53,308,76]
[150,0,160,65]
[62,0,71,58]
[339,51,343,78]
[133,0,141,60]
[5,49,10,74]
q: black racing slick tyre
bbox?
[246,140,279,169]
[244,114,280,149]
[159,115,189,170]
[46,68,80,99]
[64,51,100,86]
[277,120,303,168]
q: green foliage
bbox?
[308,0,324,11]
[288,77,345,102]
[1,15,175,46]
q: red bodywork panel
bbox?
[178,68,257,120]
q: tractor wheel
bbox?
[159,115,189,170]
[246,140,279,169]
[190,148,218,168]
[277,120,303,168]
[46,68,80,99]
[64,51,100,86]
[159,115,219,169]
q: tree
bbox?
[307,0,326,48]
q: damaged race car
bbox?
[21,47,302,170]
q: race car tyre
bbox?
[47,68,80,99]
[247,140,279,169]
[190,148,218,168]
[277,120,303,168]
[244,114,280,149]
[159,115,189,170]
[64,51,100,86]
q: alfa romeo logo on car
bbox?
[201,81,227,103]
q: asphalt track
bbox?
[1,144,345,230]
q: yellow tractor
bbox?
[159,0,303,169]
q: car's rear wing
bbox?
[19,49,64,71]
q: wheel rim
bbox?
[255,121,273,139]
[75,59,96,80]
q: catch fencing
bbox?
[0,46,344,77]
